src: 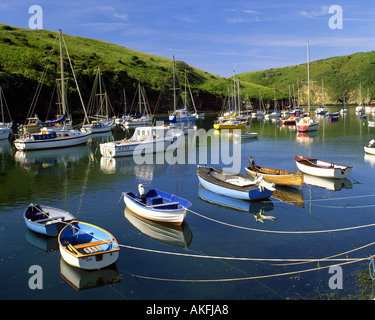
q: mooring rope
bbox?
[127,258,368,283]
[185,207,375,234]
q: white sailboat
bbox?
[168,56,196,122]
[355,83,365,113]
[122,81,153,128]
[0,85,12,140]
[315,79,328,115]
[296,41,319,132]
[81,66,114,134]
[14,29,91,151]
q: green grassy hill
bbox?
[0,24,276,120]
[237,51,375,105]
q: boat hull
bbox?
[213,121,247,129]
[296,118,319,132]
[197,166,273,201]
[0,130,10,140]
[100,134,180,157]
[123,191,190,225]
[364,146,375,155]
[295,156,352,179]
[245,166,303,189]
[14,131,91,151]
[58,221,119,270]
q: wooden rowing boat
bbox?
[245,158,303,189]
[197,165,275,201]
[295,155,352,179]
[58,221,119,270]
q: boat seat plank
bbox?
[73,239,111,249]
[148,201,180,208]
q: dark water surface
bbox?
[1,107,375,300]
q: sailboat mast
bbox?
[173,56,176,112]
[0,85,3,123]
[233,70,237,113]
[307,41,310,113]
[59,29,66,115]
[98,66,103,117]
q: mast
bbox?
[98,66,103,117]
[307,41,310,113]
[233,69,237,114]
[173,56,176,112]
[59,29,66,115]
[0,85,3,123]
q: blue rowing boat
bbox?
[23,203,75,236]
[197,166,275,201]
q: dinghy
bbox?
[122,185,192,226]
[58,221,119,270]
[23,204,75,236]
[197,166,275,201]
[233,131,258,139]
[364,139,375,155]
[245,157,303,189]
[295,155,352,179]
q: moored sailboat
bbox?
[14,30,91,151]
[296,41,319,132]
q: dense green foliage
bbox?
[237,51,375,105]
[0,24,373,121]
[0,24,274,119]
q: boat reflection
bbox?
[197,186,275,222]
[59,258,121,291]
[303,173,352,191]
[15,145,91,170]
[24,229,59,252]
[364,153,375,167]
[100,156,154,182]
[124,208,193,248]
[272,186,304,208]
[295,131,319,144]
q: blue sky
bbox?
[1,0,374,77]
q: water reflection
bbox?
[59,258,121,291]
[14,145,91,170]
[197,186,275,223]
[303,173,352,191]
[124,208,193,248]
[24,229,59,252]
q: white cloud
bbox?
[299,5,330,18]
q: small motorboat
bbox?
[58,220,120,270]
[245,157,303,189]
[295,155,352,179]
[233,131,258,139]
[23,204,75,236]
[122,184,192,226]
[197,166,275,201]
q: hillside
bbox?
[237,51,375,105]
[0,24,276,120]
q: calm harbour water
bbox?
[1,107,375,300]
